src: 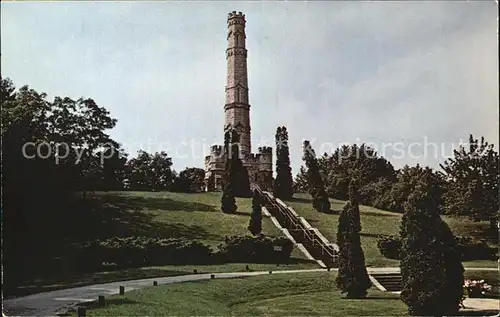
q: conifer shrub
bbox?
[248,190,263,235]
[302,140,331,213]
[399,188,464,316]
[274,126,294,200]
[335,184,371,298]
[221,130,237,213]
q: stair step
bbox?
[371,273,403,291]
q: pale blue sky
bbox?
[2,1,498,175]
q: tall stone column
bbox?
[224,11,251,158]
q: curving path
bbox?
[3,267,498,317]
[3,268,325,316]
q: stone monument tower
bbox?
[225,11,251,158]
[204,11,273,192]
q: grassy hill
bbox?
[77,272,410,316]
[6,191,317,297]
[285,193,498,268]
[9,190,496,298]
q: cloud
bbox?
[1,1,497,175]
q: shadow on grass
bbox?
[7,268,190,298]
[102,195,218,213]
[68,195,217,241]
[286,197,312,204]
[360,232,387,238]
[226,211,251,217]
[361,211,400,217]
[3,193,219,297]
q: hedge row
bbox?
[377,235,498,261]
[66,235,294,271]
[216,235,294,263]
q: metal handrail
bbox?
[254,187,337,263]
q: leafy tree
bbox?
[293,166,309,193]
[440,134,499,230]
[100,143,128,190]
[274,126,294,200]
[302,140,331,213]
[221,130,237,213]
[172,167,206,193]
[335,179,371,298]
[1,77,125,290]
[126,151,174,191]
[399,186,464,316]
[388,164,444,213]
[248,190,263,235]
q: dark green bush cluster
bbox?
[377,235,497,261]
[376,235,402,260]
[77,236,212,269]
[454,235,498,261]
[216,235,294,263]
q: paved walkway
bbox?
[3,269,325,316]
[3,267,498,316]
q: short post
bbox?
[77,306,87,317]
[98,295,105,307]
[245,265,250,271]
[119,286,125,295]
[210,274,215,279]
[193,269,198,274]
[153,280,158,286]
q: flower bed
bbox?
[463,279,492,298]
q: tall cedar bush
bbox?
[302,140,331,213]
[248,190,263,235]
[399,186,464,316]
[335,181,371,298]
[274,126,294,199]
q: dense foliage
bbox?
[273,126,294,200]
[378,235,497,261]
[125,151,175,191]
[335,181,371,298]
[172,167,206,193]
[440,134,499,230]
[295,139,498,229]
[399,186,464,316]
[76,237,213,269]
[2,77,125,289]
[302,140,331,213]
[216,235,294,263]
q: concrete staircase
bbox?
[255,188,339,268]
[370,273,403,292]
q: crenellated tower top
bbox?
[228,11,245,19]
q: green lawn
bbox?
[76,272,410,316]
[100,191,282,246]
[12,262,318,298]
[285,194,498,268]
[7,191,319,297]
